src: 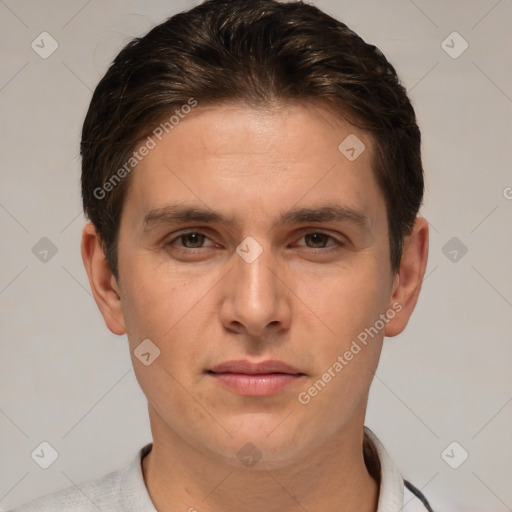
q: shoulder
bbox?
[7,467,125,512]
[7,444,154,512]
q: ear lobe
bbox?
[81,222,126,335]
[384,216,429,338]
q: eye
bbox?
[166,231,215,250]
[164,230,344,254]
[295,231,343,250]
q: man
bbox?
[10,0,433,510]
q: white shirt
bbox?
[8,427,433,511]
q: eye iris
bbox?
[305,233,328,248]
[182,233,204,248]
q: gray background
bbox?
[1,0,511,510]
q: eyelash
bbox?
[165,230,344,252]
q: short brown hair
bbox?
[81,0,424,279]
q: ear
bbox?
[384,216,429,337]
[81,222,126,335]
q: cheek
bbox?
[118,243,188,335]
[294,269,387,418]
[294,261,391,347]
[118,274,169,343]
[119,259,219,373]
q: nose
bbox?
[219,240,292,340]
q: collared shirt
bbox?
[8,427,433,511]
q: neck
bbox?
[142,409,379,512]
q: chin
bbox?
[207,415,315,470]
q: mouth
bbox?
[207,360,306,397]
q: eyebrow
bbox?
[142,202,370,232]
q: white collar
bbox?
[364,426,405,511]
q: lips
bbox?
[207,360,305,397]
[209,359,303,375]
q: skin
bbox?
[82,102,428,512]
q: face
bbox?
[86,102,419,469]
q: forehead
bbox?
[122,101,385,231]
